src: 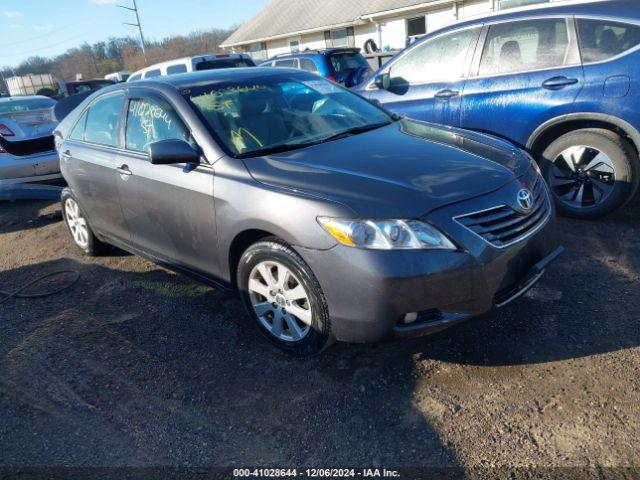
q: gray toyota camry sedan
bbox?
[55,68,563,355]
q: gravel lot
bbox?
[0,198,638,476]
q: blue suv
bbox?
[260,48,371,88]
[359,0,640,219]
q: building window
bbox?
[407,16,427,38]
[249,42,267,61]
[331,28,349,47]
[499,0,550,9]
[290,39,300,53]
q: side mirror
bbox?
[149,139,199,165]
[374,73,391,90]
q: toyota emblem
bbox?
[517,189,534,212]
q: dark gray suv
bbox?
[55,68,562,355]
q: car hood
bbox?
[244,119,529,218]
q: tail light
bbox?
[327,76,337,83]
[0,124,15,137]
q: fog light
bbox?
[402,312,418,324]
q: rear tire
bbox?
[61,192,107,256]
[237,238,332,356]
[540,128,639,219]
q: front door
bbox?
[114,92,219,276]
[365,26,481,126]
[461,17,585,147]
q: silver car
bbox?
[0,96,61,186]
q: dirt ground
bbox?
[0,197,638,477]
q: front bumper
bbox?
[297,179,562,344]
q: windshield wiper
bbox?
[238,121,395,158]
[238,142,311,158]
[317,121,394,144]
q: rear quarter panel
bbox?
[572,49,640,134]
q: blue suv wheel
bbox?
[541,129,639,219]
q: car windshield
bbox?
[0,97,55,114]
[329,52,369,72]
[185,75,392,157]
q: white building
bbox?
[221,0,569,61]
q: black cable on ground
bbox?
[0,270,81,306]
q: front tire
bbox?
[541,128,639,219]
[237,238,332,356]
[61,193,106,256]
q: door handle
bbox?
[116,165,132,176]
[60,150,71,161]
[542,76,579,90]
[434,89,460,99]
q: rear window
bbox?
[479,19,573,76]
[274,59,298,68]
[299,58,319,73]
[328,52,368,72]
[195,58,255,70]
[0,97,55,114]
[577,19,640,63]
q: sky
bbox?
[1,0,268,68]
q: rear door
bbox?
[364,26,481,126]
[61,91,129,241]
[460,17,584,147]
[113,91,218,274]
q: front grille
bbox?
[454,178,550,248]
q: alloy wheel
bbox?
[248,260,312,342]
[549,145,615,209]
[65,198,89,249]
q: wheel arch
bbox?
[527,113,640,159]
[228,229,279,289]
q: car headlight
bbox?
[317,217,456,250]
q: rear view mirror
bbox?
[149,139,199,165]
[374,73,391,90]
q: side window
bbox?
[145,69,162,79]
[299,58,319,73]
[125,97,190,153]
[578,19,640,63]
[128,73,142,82]
[69,110,88,141]
[84,92,125,147]
[274,59,298,68]
[479,19,573,76]
[166,64,188,75]
[389,28,478,86]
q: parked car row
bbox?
[3,0,638,354]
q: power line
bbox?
[118,0,147,64]
[0,32,92,59]
[4,23,81,48]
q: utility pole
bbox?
[118,0,147,64]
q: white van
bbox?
[127,54,255,82]
[105,71,132,83]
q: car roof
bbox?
[123,67,307,90]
